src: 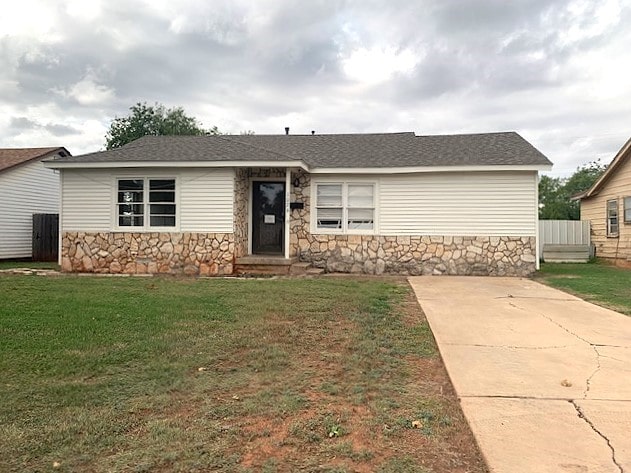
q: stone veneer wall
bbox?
[61,231,235,275]
[233,169,249,258]
[298,235,536,276]
[289,169,310,257]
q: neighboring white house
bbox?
[0,147,70,259]
[44,132,552,276]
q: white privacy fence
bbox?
[538,220,591,255]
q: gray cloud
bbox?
[8,116,81,137]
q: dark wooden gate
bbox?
[32,213,59,262]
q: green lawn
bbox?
[537,261,631,315]
[0,275,485,472]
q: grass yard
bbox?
[0,275,486,473]
[537,260,631,315]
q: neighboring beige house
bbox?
[44,132,552,276]
[576,137,631,263]
[0,147,70,259]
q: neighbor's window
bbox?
[625,197,631,223]
[607,199,619,236]
[117,178,176,229]
[315,182,375,233]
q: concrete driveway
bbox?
[409,276,631,473]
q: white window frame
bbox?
[312,180,378,235]
[114,177,179,231]
[624,196,631,224]
[607,199,619,237]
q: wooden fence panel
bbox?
[32,213,59,262]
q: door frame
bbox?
[247,170,291,258]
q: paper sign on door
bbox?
[264,214,275,224]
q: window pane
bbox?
[119,215,144,226]
[625,197,631,222]
[348,195,373,207]
[118,191,143,203]
[150,215,176,227]
[150,204,176,215]
[119,179,143,191]
[317,184,342,207]
[150,179,175,190]
[150,191,175,202]
[119,204,143,216]
[348,208,374,230]
[608,200,618,211]
[316,207,342,229]
[348,185,374,207]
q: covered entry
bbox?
[251,181,285,254]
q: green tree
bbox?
[104,102,219,150]
[539,160,607,220]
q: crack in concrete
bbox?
[593,344,631,349]
[497,294,579,302]
[584,346,602,399]
[506,298,606,399]
[570,400,624,473]
[461,394,629,402]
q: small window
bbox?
[607,199,619,236]
[347,184,374,230]
[316,184,343,230]
[315,182,375,233]
[117,178,176,229]
[118,179,144,227]
[624,197,631,223]
[149,179,176,227]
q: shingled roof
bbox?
[0,147,70,173]
[46,132,551,169]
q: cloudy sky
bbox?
[1,0,629,175]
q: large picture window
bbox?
[315,182,375,233]
[607,199,618,237]
[117,178,176,229]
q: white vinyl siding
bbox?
[0,159,60,258]
[61,170,112,231]
[61,168,234,233]
[179,169,234,232]
[379,171,537,236]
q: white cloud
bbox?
[341,46,420,84]
[55,70,115,106]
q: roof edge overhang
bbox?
[309,164,550,174]
[44,160,310,171]
[2,147,71,174]
[44,160,551,173]
[578,136,631,200]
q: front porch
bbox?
[233,167,310,262]
[234,255,323,275]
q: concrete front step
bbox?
[234,256,323,276]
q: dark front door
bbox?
[252,181,285,254]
